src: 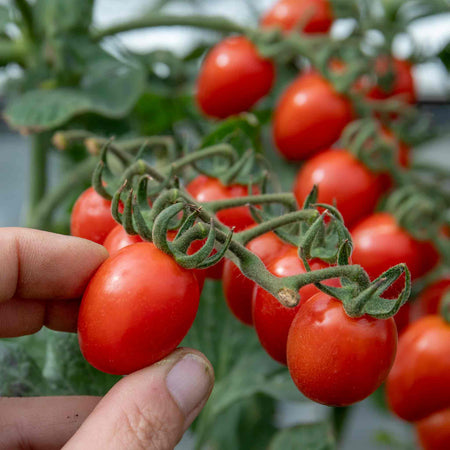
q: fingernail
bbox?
[166,353,213,417]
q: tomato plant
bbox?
[287,292,397,406]
[273,72,353,160]
[415,408,450,450]
[252,248,337,365]
[78,242,200,375]
[222,230,288,325]
[70,187,118,245]
[261,0,333,34]
[293,149,386,227]
[196,36,275,118]
[386,316,450,422]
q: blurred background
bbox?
[0,1,449,449]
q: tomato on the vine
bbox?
[261,0,333,34]
[196,36,275,118]
[78,242,200,375]
[412,278,450,320]
[293,149,386,227]
[71,187,117,245]
[416,408,450,450]
[287,292,397,406]
[361,57,415,104]
[103,224,143,255]
[252,247,338,365]
[386,315,450,422]
[222,229,288,325]
[273,72,353,160]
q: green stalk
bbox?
[29,157,97,230]
[27,134,48,227]
[13,0,35,40]
[92,14,250,41]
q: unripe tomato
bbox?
[351,212,440,295]
[293,149,386,227]
[252,248,337,364]
[287,292,397,406]
[261,0,333,34]
[78,242,200,375]
[412,278,450,320]
[362,57,415,104]
[196,36,275,118]
[273,72,353,160]
[71,187,117,245]
[222,230,288,325]
[386,316,450,422]
[103,224,143,255]
[416,408,450,450]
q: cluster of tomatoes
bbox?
[68,1,449,448]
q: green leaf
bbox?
[4,49,146,133]
[0,340,47,396]
[34,0,94,36]
[0,5,11,31]
[438,42,450,73]
[43,330,121,396]
[269,422,336,450]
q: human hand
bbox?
[0,228,214,450]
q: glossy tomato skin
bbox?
[352,213,440,295]
[252,248,338,365]
[293,149,385,227]
[274,72,353,161]
[222,230,288,325]
[416,408,450,450]
[386,316,450,422]
[196,36,275,118]
[71,187,117,245]
[261,0,333,34]
[412,278,450,320]
[287,292,397,406]
[78,242,200,375]
[103,224,143,255]
[365,57,415,104]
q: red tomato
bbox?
[413,278,450,320]
[78,242,200,375]
[196,36,275,118]
[252,248,338,364]
[287,292,397,406]
[103,224,143,255]
[352,212,440,294]
[293,149,386,227]
[416,408,450,450]
[222,230,288,325]
[386,316,450,422]
[274,72,353,160]
[261,0,333,34]
[363,57,415,104]
[70,187,117,245]
[381,127,411,169]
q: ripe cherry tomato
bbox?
[287,292,397,406]
[103,224,143,255]
[274,72,353,160]
[196,36,275,118]
[416,408,450,450]
[352,212,440,293]
[252,248,338,364]
[293,149,386,227]
[412,278,450,320]
[222,230,288,325]
[78,242,200,375]
[261,0,333,34]
[362,57,415,104]
[386,315,450,422]
[70,187,117,245]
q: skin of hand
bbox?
[0,228,214,450]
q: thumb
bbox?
[63,349,214,450]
